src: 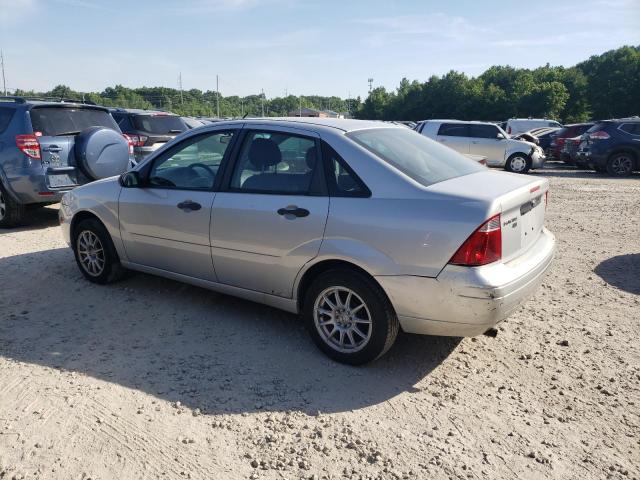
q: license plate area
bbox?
[47,173,77,188]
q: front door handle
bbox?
[177,200,202,211]
[277,206,309,218]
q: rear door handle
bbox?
[277,206,309,218]
[43,145,63,152]
[177,200,202,211]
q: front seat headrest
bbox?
[305,147,317,170]
[248,138,282,170]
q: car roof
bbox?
[199,117,402,133]
[419,119,497,126]
[108,107,179,116]
[0,96,107,110]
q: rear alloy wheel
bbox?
[73,218,126,284]
[505,153,531,174]
[606,153,634,176]
[304,269,399,365]
[0,183,26,228]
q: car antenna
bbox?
[242,112,248,119]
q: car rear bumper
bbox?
[376,228,556,336]
[3,167,75,204]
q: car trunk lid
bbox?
[427,170,548,264]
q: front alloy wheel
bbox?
[73,218,126,284]
[76,230,106,277]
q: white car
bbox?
[505,118,562,135]
[417,120,545,173]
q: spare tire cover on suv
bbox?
[74,127,129,180]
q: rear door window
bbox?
[437,123,469,137]
[132,115,187,134]
[229,130,319,194]
[470,124,499,139]
[30,107,119,136]
[620,123,640,135]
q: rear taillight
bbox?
[15,134,41,159]
[507,126,512,134]
[449,214,502,267]
[588,130,610,140]
[478,158,487,166]
[123,133,148,148]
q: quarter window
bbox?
[0,107,14,133]
[437,124,469,137]
[230,131,318,194]
[322,143,369,197]
[148,131,234,189]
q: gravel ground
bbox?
[0,166,638,480]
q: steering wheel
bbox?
[188,163,216,178]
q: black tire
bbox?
[505,153,531,174]
[73,218,126,284]
[606,152,635,177]
[0,182,26,228]
[303,269,399,365]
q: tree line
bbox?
[10,46,639,123]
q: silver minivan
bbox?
[417,120,546,173]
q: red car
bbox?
[548,123,594,162]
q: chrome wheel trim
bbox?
[611,155,632,175]
[510,156,527,172]
[77,230,106,277]
[313,286,373,354]
[0,190,5,221]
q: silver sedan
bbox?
[59,118,555,364]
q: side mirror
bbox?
[119,171,141,188]
[496,133,506,140]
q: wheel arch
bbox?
[295,258,391,313]
[70,210,107,248]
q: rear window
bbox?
[30,107,119,136]
[437,123,468,137]
[0,107,14,133]
[132,115,187,134]
[347,128,485,188]
[586,123,609,133]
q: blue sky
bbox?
[1,0,638,98]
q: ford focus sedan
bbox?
[59,118,555,365]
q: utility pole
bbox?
[216,74,220,118]
[261,88,265,117]
[1,50,7,96]
[368,78,374,93]
[299,95,302,117]
[241,98,244,117]
[178,72,184,106]
[347,91,351,118]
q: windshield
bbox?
[132,115,187,134]
[30,107,119,136]
[347,128,485,187]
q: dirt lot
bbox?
[0,165,638,480]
